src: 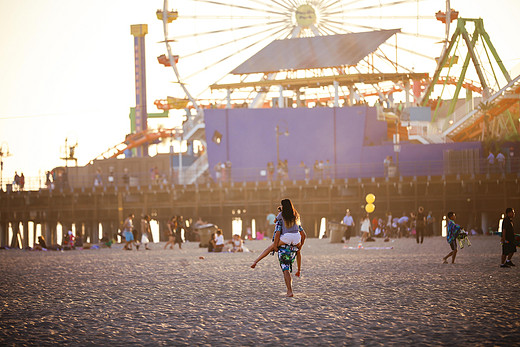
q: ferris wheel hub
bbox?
[295,4,317,28]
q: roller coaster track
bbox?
[94,128,178,161]
[436,77,482,94]
[443,74,520,141]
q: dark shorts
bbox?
[449,241,457,251]
[502,242,517,255]
[344,226,352,239]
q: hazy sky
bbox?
[1,0,519,185]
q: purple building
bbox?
[204,106,488,182]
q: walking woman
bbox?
[173,216,184,249]
[141,215,152,250]
[270,199,306,297]
[122,213,135,250]
[360,213,371,242]
[164,216,177,250]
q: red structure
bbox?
[157,54,179,67]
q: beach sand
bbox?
[1,236,518,345]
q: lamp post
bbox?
[0,142,11,191]
[275,122,289,165]
[177,128,184,185]
[393,120,401,177]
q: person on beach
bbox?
[500,207,516,268]
[63,230,75,250]
[140,215,152,250]
[266,210,276,239]
[228,234,244,252]
[360,214,371,242]
[33,236,47,251]
[75,233,83,248]
[275,199,305,297]
[165,216,177,250]
[251,199,307,297]
[416,206,426,244]
[442,212,462,264]
[251,204,306,276]
[341,209,355,243]
[426,211,435,236]
[174,216,184,249]
[208,232,216,252]
[122,213,135,250]
[215,229,225,252]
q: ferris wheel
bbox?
[158,0,453,107]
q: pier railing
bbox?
[2,157,518,193]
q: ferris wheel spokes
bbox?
[162,0,200,114]
[158,0,451,109]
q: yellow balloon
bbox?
[365,193,375,204]
[365,203,375,213]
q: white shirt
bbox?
[496,153,505,163]
[215,235,224,245]
[123,218,133,232]
[266,213,276,225]
[487,153,495,164]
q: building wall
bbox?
[204,107,484,181]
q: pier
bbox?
[1,171,519,248]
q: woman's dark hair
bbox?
[281,199,299,228]
[447,211,455,219]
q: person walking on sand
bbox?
[442,212,462,264]
[341,209,355,243]
[140,215,152,250]
[360,214,371,242]
[251,199,306,297]
[500,207,516,268]
[164,216,177,250]
[274,199,306,297]
[416,206,426,244]
[122,213,135,250]
[173,216,184,250]
[251,203,306,278]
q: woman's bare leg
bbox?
[164,238,174,249]
[295,251,302,277]
[251,243,275,268]
[283,270,293,297]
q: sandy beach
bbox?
[1,236,518,346]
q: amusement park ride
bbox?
[91,0,519,183]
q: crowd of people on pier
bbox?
[9,172,25,191]
[266,159,333,182]
[486,150,508,175]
